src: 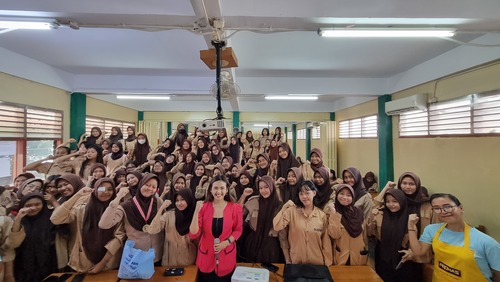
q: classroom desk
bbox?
[239,263,383,282]
[47,263,382,281]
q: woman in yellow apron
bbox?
[407,193,500,282]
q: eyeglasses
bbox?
[432,205,457,213]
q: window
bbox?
[399,91,500,137]
[287,131,293,140]
[0,101,63,182]
[339,115,378,138]
[296,129,306,140]
[311,126,321,139]
[86,116,136,139]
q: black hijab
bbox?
[174,188,196,236]
[235,170,256,201]
[342,167,368,203]
[15,192,57,282]
[314,166,333,209]
[126,171,143,197]
[121,174,159,231]
[132,133,151,167]
[109,126,124,143]
[159,138,176,156]
[110,141,125,160]
[380,189,409,269]
[276,143,300,179]
[253,153,270,181]
[279,167,303,204]
[189,163,205,195]
[334,184,364,238]
[397,172,429,232]
[82,178,117,264]
[84,127,102,146]
[125,126,137,142]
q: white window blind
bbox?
[473,93,500,134]
[86,116,136,139]
[339,115,377,138]
[311,126,321,139]
[287,131,293,140]
[399,91,500,137]
[0,102,63,139]
[296,129,306,140]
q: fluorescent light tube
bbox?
[116,95,170,100]
[265,96,318,101]
[318,28,455,38]
[253,124,272,127]
[0,21,53,30]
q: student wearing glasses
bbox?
[408,193,500,282]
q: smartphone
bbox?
[261,262,279,273]
[163,268,184,276]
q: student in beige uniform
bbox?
[99,174,164,263]
[50,178,125,273]
[147,188,197,266]
[327,184,368,266]
[273,180,332,265]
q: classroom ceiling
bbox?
[1,0,500,114]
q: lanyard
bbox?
[132,196,154,223]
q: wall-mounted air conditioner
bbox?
[385,93,427,115]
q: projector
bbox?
[199,119,226,130]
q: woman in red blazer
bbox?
[189,174,243,281]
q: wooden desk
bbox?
[47,265,198,281]
[240,263,382,282]
[48,264,381,281]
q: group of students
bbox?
[0,124,498,282]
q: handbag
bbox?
[117,240,155,279]
[284,264,333,282]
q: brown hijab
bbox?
[82,178,117,264]
[397,172,429,230]
[314,167,333,209]
[279,167,303,204]
[56,174,85,203]
[309,148,324,170]
[121,174,159,231]
[334,184,364,238]
[16,178,44,199]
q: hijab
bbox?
[195,138,209,161]
[253,153,270,180]
[235,170,256,201]
[85,127,102,145]
[173,123,188,147]
[126,171,143,197]
[109,126,123,143]
[113,168,127,186]
[210,144,223,164]
[88,163,107,188]
[228,137,241,164]
[152,161,168,195]
[334,184,364,238]
[56,174,85,203]
[397,172,429,230]
[363,171,377,189]
[255,176,281,252]
[125,126,137,142]
[79,144,104,178]
[276,143,300,179]
[189,163,205,195]
[159,138,175,156]
[245,131,254,144]
[314,167,333,209]
[380,189,409,268]
[268,141,279,162]
[279,167,303,204]
[121,174,159,231]
[110,141,125,160]
[174,188,196,236]
[132,133,151,167]
[342,167,368,203]
[16,178,44,199]
[181,152,196,176]
[309,148,324,171]
[167,173,186,210]
[15,192,57,281]
[82,178,117,264]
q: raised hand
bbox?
[77,187,94,197]
[116,187,130,198]
[242,187,254,197]
[408,213,419,228]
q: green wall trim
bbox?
[305,122,311,160]
[378,95,394,186]
[167,122,172,138]
[138,111,144,121]
[233,111,240,132]
[69,93,86,150]
[291,124,297,155]
[330,112,335,121]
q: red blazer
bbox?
[189,201,243,276]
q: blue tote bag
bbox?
[118,240,155,279]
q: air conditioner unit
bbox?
[385,93,427,115]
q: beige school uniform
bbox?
[99,200,164,262]
[147,210,197,267]
[50,197,126,272]
[273,205,332,265]
[327,212,368,266]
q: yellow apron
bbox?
[432,223,487,282]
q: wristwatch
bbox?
[227,237,233,244]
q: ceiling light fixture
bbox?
[0,20,55,30]
[116,95,170,100]
[318,27,456,38]
[265,95,318,101]
[254,124,272,127]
